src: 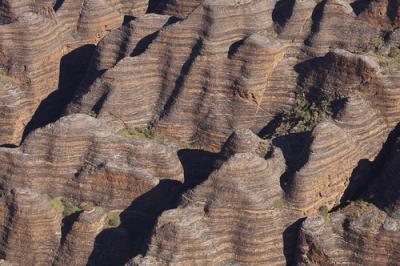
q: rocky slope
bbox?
[0,0,399,265]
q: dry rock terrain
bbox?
[0,0,400,265]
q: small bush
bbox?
[265,26,278,38]
[319,205,329,224]
[262,93,347,139]
[47,196,82,217]
[88,110,97,118]
[47,195,65,214]
[61,198,82,217]
[343,200,373,223]
[106,212,121,227]
[369,36,385,50]
[396,135,400,145]
[377,54,400,75]
[389,47,400,58]
[257,142,270,156]
[351,47,367,55]
[118,127,156,140]
[0,67,13,82]
[83,163,96,174]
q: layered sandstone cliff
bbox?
[0,0,399,265]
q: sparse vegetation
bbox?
[272,197,289,209]
[264,26,278,38]
[331,221,343,234]
[47,195,82,217]
[61,198,82,217]
[319,205,330,224]
[106,211,121,227]
[351,47,367,55]
[257,141,270,157]
[348,30,400,75]
[363,215,385,230]
[88,110,97,118]
[350,35,399,75]
[47,195,64,214]
[341,200,385,230]
[369,36,385,50]
[388,47,400,58]
[118,126,156,140]
[0,67,13,82]
[266,93,347,138]
[376,47,400,75]
[83,162,97,174]
[376,52,400,75]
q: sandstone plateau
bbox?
[0,0,399,265]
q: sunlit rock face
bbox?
[0,0,399,265]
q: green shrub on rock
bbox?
[267,93,347,137]
[0,67,13,82]
[47,195,82,217]
[106,212,121,227]
[389,47,400,58]
[118,127,156,140]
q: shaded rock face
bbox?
[0,188,62,265]
[0,0,150,146]
[0,0,399,265]
[130,130,302,265]
[297,202,400,266]
[0,114,183,208]
[67,0,289,152]
[0,113,184,265]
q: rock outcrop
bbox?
[287,95,389,214]
[0,0,399,265]
[0,188,62,265]
[53,207,107,266]
[131,129,302,265]
[0,114,183,208]
[67,0,292,152]
[297,201,400,266]
[0,112,184,265]
[0,0,152,146]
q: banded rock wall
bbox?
[0,0,399,265]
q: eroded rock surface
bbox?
[0,0,400,265]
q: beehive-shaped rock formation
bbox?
[0,0,152,145]
[297,202,400,265]
[131,129,302,265]
[0,114,183,208]
[0,188,62,265]
[288,95,389,213]
[68,0,291,152]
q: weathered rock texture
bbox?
[0,0,400,265]
[0,114,183,208]
[162,0,202,18]
[287,51,392,214]
[297,202,400,266]
[132,129,302,265]
[0,188,62,265]
[0,113,183,265]
[53,207,107,266]
[0,0,151,145]
[68,0,293,152]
